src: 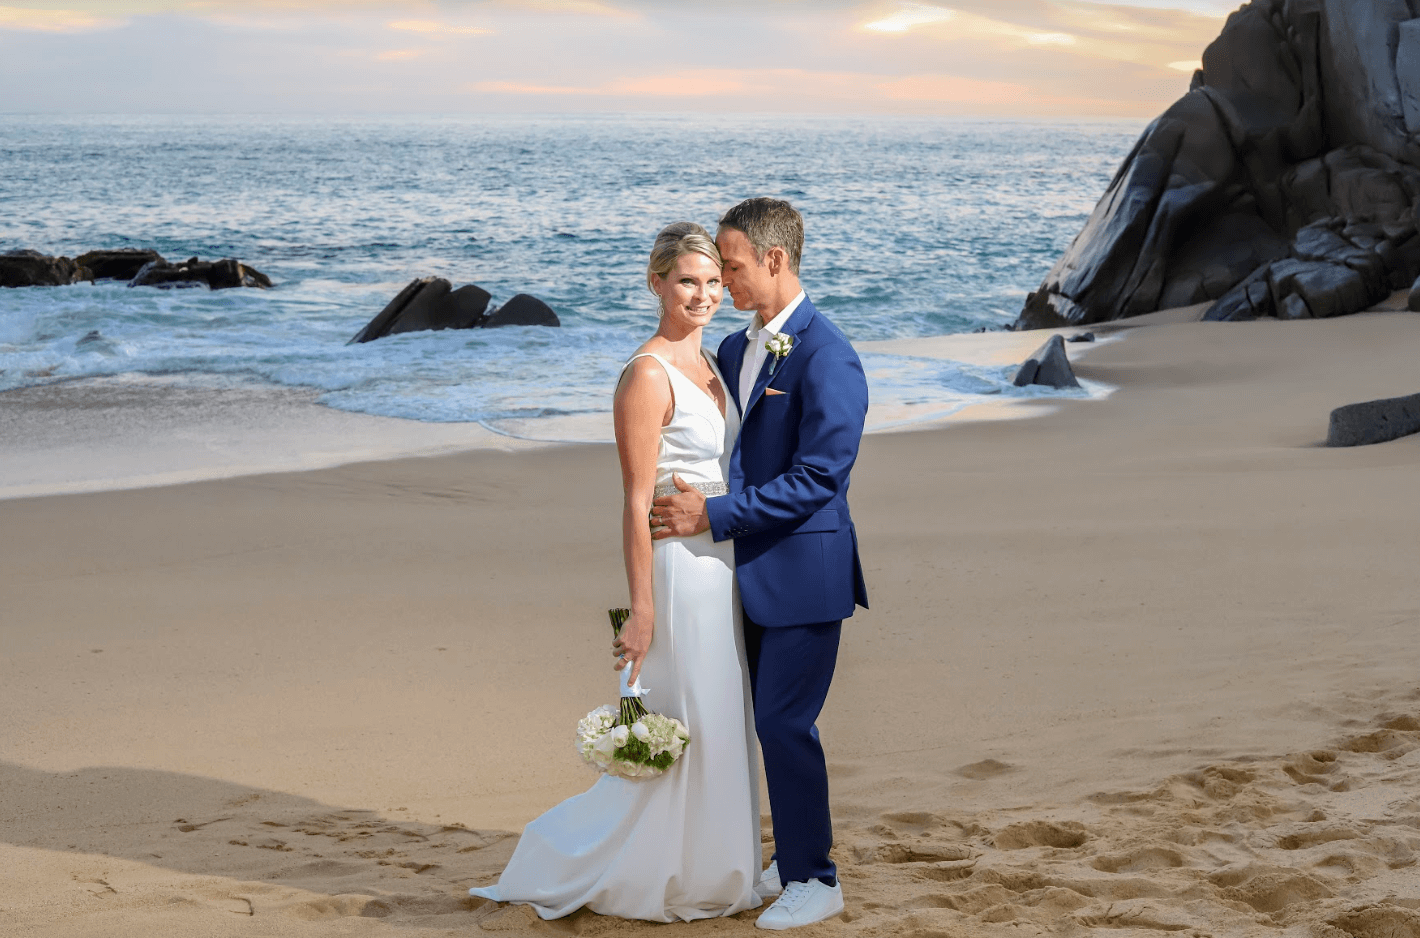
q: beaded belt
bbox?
[653,480,728,499]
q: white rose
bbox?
[612,725,630,747]
[631,721,651,742]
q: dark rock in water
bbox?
[129,257,271,290]
[1068,332,1096,343]
[1017,0,1420,330]
[348,281,561,343]
[74,329,118,355]
[129,260,205,289]
[1326,392,1420,446]
[1012,335,1080,389]
[482,293,561,328]
[348,278,493,344]
[0,250,91,287]
[206,258,272,289]
[76,249,165,281]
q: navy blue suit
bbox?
[705,295,868,886]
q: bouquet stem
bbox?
[619,695,649,725]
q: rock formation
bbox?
[1018,0,1420,329]
[348,278,493,344]
[349,282,559,343]
[1,249,270,290]
[1326,392,1420,446]
[76,249,165,281]
[129,257,272,290]
[0,250,91,287]
[1012,334,1081,389]
[483,293,561,329]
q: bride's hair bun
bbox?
[646,222,721,305]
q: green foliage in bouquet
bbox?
[572,609,690,779]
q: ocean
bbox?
[0,114,1138,437]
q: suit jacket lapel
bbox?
[743,296,816,419]
[720,329,750,415]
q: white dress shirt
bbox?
[738,290,805,411]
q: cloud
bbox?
[468,68,898,104]
[0,0,1220,116]
[863,1,955,33]
[861,5,1079,48]
[0,5,120,32]
[491,0,637,16]
[857,1,1227,76]
[463,63,1163,116]
[388,19,492,36]
[1168,59,1201,72]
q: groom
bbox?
[652,197,869,930]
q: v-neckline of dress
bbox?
[655,351,727,422]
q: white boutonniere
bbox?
[765,333,793,375]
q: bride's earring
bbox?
[657,295,666,318]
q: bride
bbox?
[468,222,762,922]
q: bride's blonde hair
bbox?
[646,222,721,311]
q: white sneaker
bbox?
[755,878,843,930]
[754,860,782,899]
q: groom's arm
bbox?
[704,343,867,541]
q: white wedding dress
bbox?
[469,350,761,922]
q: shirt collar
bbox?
[746,290,806,337]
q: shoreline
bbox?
[0,324,1116,502]
[2,291,1406,503]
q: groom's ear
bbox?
[765,246,787,277]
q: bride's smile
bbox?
[653,252,722,330]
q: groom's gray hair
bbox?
[719,198,804,275]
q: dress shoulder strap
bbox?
[621,351,669,374]
[621,352,691,387]
[619,352,680,407]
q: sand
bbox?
[3,311,1420,937]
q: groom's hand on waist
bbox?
[650,474,710,539]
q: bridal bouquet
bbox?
[575,609,691,780]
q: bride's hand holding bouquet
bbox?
[611,607,652,685]
[577,608,690,780]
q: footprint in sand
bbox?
[826,707,1420,938]
[993,820,1089,850]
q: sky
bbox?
[0,0,1241,116]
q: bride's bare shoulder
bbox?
[616,348,671,396]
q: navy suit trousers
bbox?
[743,613,841,886]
